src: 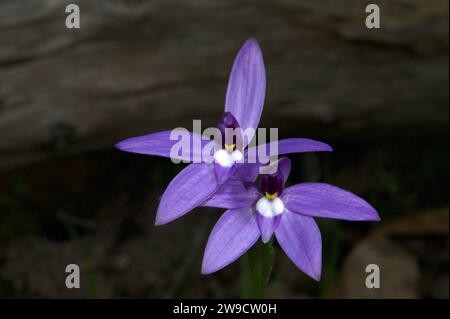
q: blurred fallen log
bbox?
[0,0,448,170]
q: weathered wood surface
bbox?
[0,0,448,170]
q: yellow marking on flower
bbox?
[224,143,236,152]
[265,192,278,200]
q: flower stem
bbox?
[240,239,274,298]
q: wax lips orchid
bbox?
[201,157,380,280]
[115,39,332,225]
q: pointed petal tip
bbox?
[371,211,381,221]
[367,204,381,221]
[155,203,168,225]
[114,136,146,152]
[244,37,261,49]
[261,235,271,244]
[154,205,187,226]
[114,139,128,151]
[358,203,381,221]
[154,213,169,226]
[319,142,333,152]
[302,257,321,281]
[155,204,179,226]
[201,254,226,275]
[239,38,263,62]
[201,263,215,275]
[310,270,321,281]
[115,140,138,153]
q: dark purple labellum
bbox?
[217,112,242,151]
[259,171,284,199]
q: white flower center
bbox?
[256,196,285,218]
[214,149,243,167]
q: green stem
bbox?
[240,239,274,298]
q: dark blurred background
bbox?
[0,0,448,298]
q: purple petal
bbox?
[202,181,259,209]
[214,163,238,184]
[233,163,260,182]
[257,214,281,243]
[225,39,266,142]
[156,163,218,225]
[202,207,260,274]
[275,210,322,281]
[247,138,333,164]
[243,157,291,184]
[278,157,292,183]
[283,183,380,221]
[116,130,211,163]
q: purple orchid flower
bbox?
[201,157,380,280]
[115,39,332,225]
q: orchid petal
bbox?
[225,38,266,143]
[155,163,218,225]
[277,157,291,183]
[202,207,260,274]
[202,181,259,209]
[247,138,332,164]
[116,130,211,163]
[214,163,238,184]
[233,163,260,182]
[257,214,281,243]
[275,210,322,281]
[283,183,380,221]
